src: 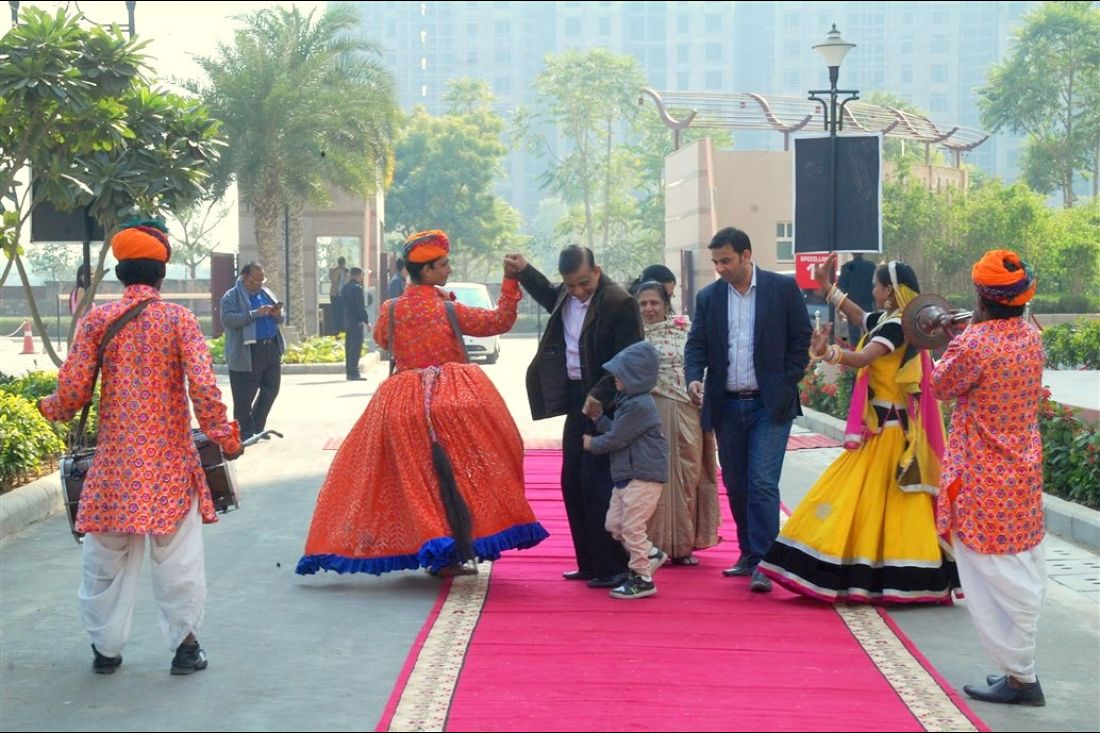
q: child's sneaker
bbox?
[610,574,656,599]
[647,547,668,575]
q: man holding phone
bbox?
[219,262,285,440]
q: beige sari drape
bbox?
[644,319,720,558]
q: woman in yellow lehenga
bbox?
[758,254,959,604]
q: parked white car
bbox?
[445,282,501,364]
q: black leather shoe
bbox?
[92,644,122,675]
[170,641,209,676]
[562,569,592,581]
[963,677,1045,707]
[749,570,773,593]
[723,558,754,577]
[986,674,1006,686]
[587,573,628,589]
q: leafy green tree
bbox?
[194,4,398,333]
[386,80,526,282]
[2,7,221,363]
[516,49,645,255]
[169,200,232,279]
[979,1,1100,207]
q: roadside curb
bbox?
[795,407,1100,553]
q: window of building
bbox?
[705,43,722,63]
[420,84,428,98]
[677,71,690,89]
[566,16,582,36]
[931,64,948,83]
[900,68,913,83]
[599,16,610,35]
[420,29,427,44]
[677,14,689,33]
[776,222,794,262]
[495,21,510,35]
[677,43,689,63]
[930,95,948,113]
[421,57,427,70]
[705,70,723,90]
[705,13,722,31]
[931,35,948,53]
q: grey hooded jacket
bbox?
[587,341,669,484]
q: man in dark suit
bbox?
[684,227,811,592]
[837,253,876,342]
[505,247,643,588]
[341,267,368,381]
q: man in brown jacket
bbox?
[505,247,644,588]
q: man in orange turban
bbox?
[39,216,240,677]
[932,248,1046,706]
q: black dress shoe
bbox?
[749,570,773,593]
[963,677,1045,707]
[170,641,209,676]
[562,570,592,581]
[986,674,1006,686]
[722,558,754,577]
[92,644,122,675]
[587,573,628,589]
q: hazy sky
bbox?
[15,1,325,275]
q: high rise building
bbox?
[355,1,1036,225]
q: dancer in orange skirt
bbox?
[296,231,548,576]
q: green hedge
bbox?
[0,390,65,492]
[206,334,363,365]
[1042,319,1100,369]
[801,366,1100,508]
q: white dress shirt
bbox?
[563,295,589,380]
[726,266,759,392]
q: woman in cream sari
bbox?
[635,281,720,565]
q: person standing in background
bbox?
[219,263,285,441]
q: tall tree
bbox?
[386,81,525,282]
[169,200,232,279]
[516,49,645,254]
[194,4,398,334]
[2,7,222,363]
[979,1,1100,207]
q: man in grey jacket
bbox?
[219,262,285,440]
[583,341,669,600]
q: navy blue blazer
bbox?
[684,268,812,431]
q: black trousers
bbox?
[561,380,628,579]
[229,340,281,439]
[345,324,363,379]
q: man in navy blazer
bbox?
[684,227,811,592]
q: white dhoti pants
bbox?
[953,534,1046,683]
[79,498,205,657]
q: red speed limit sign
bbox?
[794,253,832,290]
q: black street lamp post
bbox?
[807,24,859,253]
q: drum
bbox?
[60,448,97,542]
[60,432,240,543]
[192,430,241,515]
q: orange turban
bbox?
[111,221,172,263]
[972,249,1036,306]
[403,230,450,264]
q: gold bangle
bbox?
[808,345,828,362]
[835,293,848,309]
[826,344,843,365]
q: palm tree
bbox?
[195,4,397,333]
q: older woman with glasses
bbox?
[635,280,720,566]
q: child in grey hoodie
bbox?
[583,341,669,599]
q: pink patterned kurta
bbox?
[39,285,240,535]
[931,318,1046,554]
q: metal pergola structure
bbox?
[640,88,989,167]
